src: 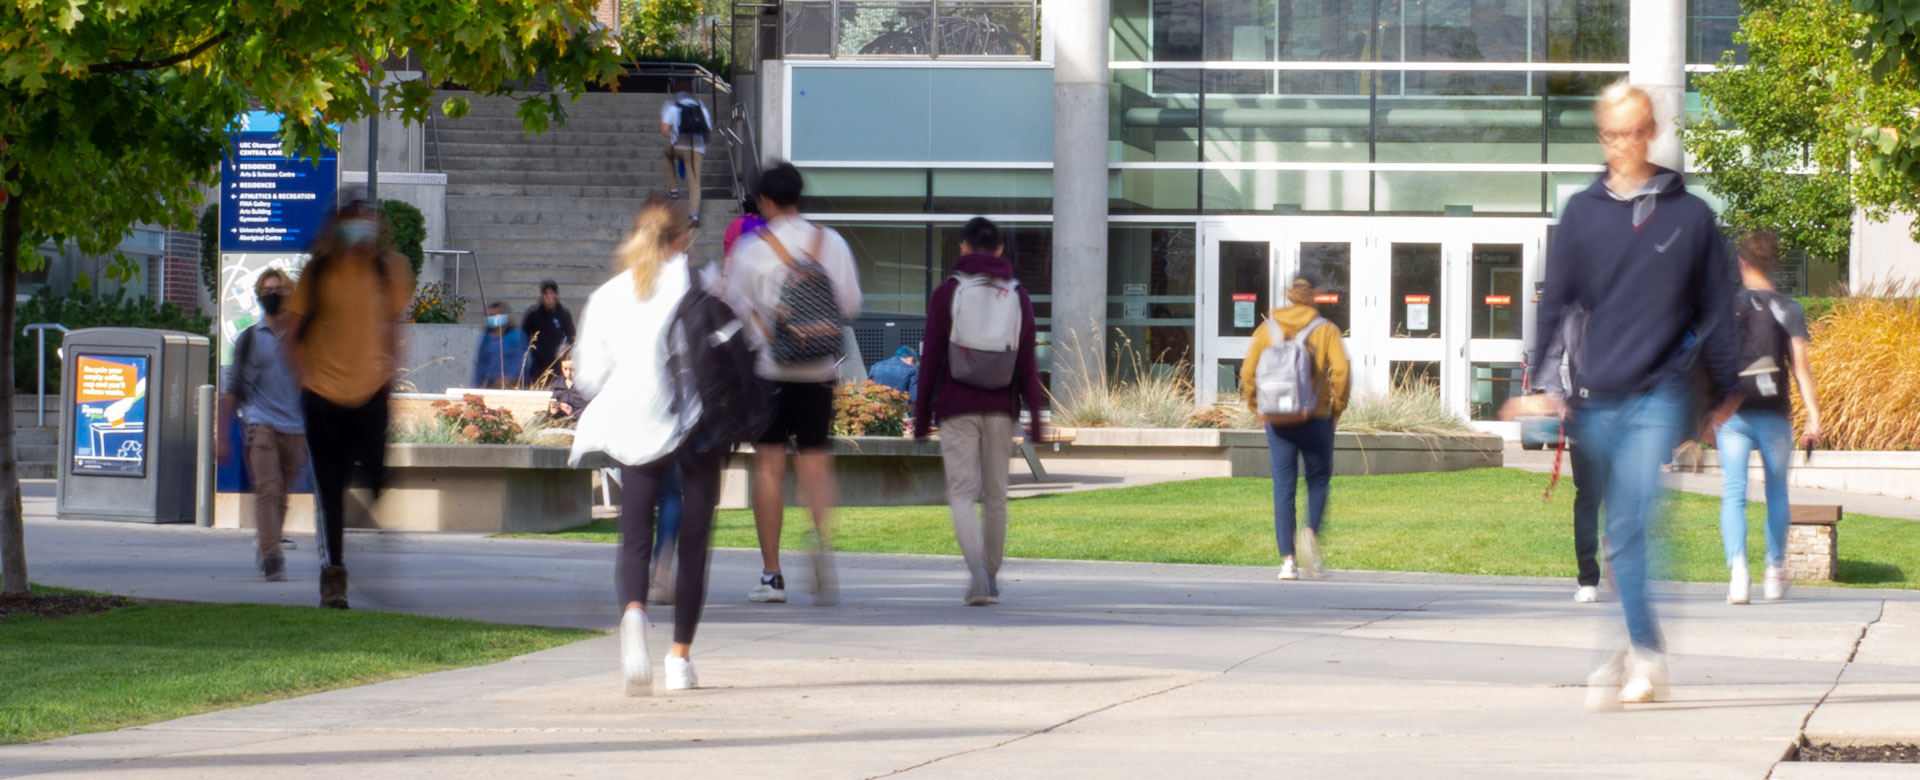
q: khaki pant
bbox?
[667,144,704,215]
[937,414,1014,591]
[246,424,308,559]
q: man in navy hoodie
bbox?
[914,218,1045,606]
[1506,80,1740,709]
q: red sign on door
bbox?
[1315,293,1340,304]
[1484,294,1512,306]
[1232,293,1258,303]
[1404,294,1432,304]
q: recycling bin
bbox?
[55,328,210,523]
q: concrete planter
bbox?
[399,323,481,395]
[216,444,610,535]
[719,436,945,509]
[1694,450,1920,501]
[1049,428,1504,478]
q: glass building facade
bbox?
[780,0,1743,428]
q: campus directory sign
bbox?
[71,354,149,477]
[219,111,337,254]
[216,111,332,494]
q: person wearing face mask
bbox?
[473,302,529,390]
[282,194,416,609]
[216,268,308,582]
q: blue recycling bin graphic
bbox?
[71,354,149,477]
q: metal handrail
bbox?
[23,323,70,427]
[621,60,761,208]
[425,249,486,318]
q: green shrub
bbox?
[197,208,219,299]
[1799,288,1920,450]
[13,287,214,393]
[1797,296,1844,324]
[382,199,426,280]
[1050,333,1195,429]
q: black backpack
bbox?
[668,285,770,453]
[676,100,709,138]
[1734,289,1792,407]
[229,324,265,404]
[758,226,845,365]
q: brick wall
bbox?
[596,0,620,33]
[161,225,204,313]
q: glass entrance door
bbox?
[1198,226,1283,405]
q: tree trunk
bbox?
[0,186,27,597]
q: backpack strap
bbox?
[755,224,825,271]
[232,323,261,404]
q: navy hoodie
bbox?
[913,253,1046,441]
[1531,168,1740,403]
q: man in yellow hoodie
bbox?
[1241,274,1352,580]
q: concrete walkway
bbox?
[1502,444,1920,522]
[8,510,1920,779]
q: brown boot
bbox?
[319,565,350,609]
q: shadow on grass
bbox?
[1838,560,1907,585]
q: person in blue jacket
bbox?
[870,346,919,404]
[473,302,529,389]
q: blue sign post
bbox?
[219,112,339,253]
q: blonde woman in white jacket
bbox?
[568,198,721,695]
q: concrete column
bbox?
[1047,0,1111,405]
[1629,0,1687,171]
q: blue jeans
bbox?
[1569,377,1689,653]
[655,466,683,566]
[1718,409,1793,568]
[1267,417,1334,558]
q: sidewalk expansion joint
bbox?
[1765,599,1886,778]
[867,593,1454,778]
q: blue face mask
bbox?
[335,220,377,247]
[487,314,509,329]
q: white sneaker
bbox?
[1299,531,1324,579]
[651,573,675,606]
[1586,650,1626,712]
[1574,586,1599,603]
[748,573,787,603]
[1728,566,1751,605]
[1619,648,1668,704]
[620,608,653,697]
[665,656,698,691]
[1763,566,1787,601]
[811,550,839,606]
[1278,558,1298,581]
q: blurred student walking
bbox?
[1242,273,1350,581]
[1538,305,1605,603]
[913,218,1044,606]
[569,198,725,694]
[216,268,306,582]
[1507,80,1740,708]
[729,163,862,606]
[1718,230,1821,604]
[283,193,415,609]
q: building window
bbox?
[1112,0,1630,65]
[783,0,1039,58]
[1471,361,1525,420]
[1110,224,1198,390]
[1471,243,1524,339]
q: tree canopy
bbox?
[1684,0,1920,256]
[0,0,625,596]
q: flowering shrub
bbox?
[432,394,523,444]
[409,282,468,324]
[832,381,909,437]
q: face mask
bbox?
[487,314,509,329]
[257,292,284,315]
[335,220,377,247]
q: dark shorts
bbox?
[756,380,835,450]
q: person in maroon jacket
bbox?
[913,218,1045,606]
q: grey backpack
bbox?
[1255,317,1327,424]
[946,273,1022,390]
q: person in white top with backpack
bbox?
[726,162,864,606]
[659,81,715,225]
[1240,273,1352,581]
[912,218,1046,606]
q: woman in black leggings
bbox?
[567,197,723,694]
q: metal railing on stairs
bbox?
[22,323,69,427]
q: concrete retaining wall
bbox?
[400,324,481,395]
[1049,428,1505,478]
[1697,450,1920,501]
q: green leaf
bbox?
[441,95,470,119]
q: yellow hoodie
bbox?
[1239,304,1352,420]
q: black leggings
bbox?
[618,444,723,645]
[303,389,390,568]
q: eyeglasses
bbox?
[1598,124,1656,146]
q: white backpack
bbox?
[1255,316,1328,424]
[947,273,1022,389]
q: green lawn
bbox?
[516,469,1919,589]
[0,597,594,745]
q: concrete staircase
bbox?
[429,92,739,323]
[13,396,60,479]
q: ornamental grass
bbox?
[1795,282,1920,450]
